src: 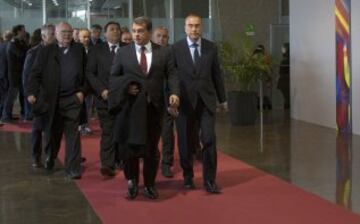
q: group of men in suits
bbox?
[25,13,227,199]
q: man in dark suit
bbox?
[23,24,56,167]
[86,21,126,177]
[2,25,27,122]
[90,24,103,47]
[172,14,227,194]
[27,22,87,179]
[110,17,179,199]
[0,31,13,126]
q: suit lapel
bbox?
[148,42,158,76]
[196,38,207,75]
[181,39,196,70]
[129,43,144,77]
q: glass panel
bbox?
[90,0,129,32]
[46,0,87,29]
[133,0,169,40]
[174,0,210,42]
[0,0,42,34]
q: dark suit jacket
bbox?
[86,41,127,109]
[22,44,42,96]
[172,38,226,113]
[7,38,28,88]
[0,42,9,93]
[110,42,179,110]
[27,42,87,124]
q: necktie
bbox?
[192,43,200,65]
[140,46,147,75]
[110,45,117,58]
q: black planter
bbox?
[227,91,257,126]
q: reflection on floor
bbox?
[0,109,359,222]
[216,110,360,214]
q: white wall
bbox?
[290,0,336,130]
[290,0,360,135]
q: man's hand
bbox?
[27,95,37,104]
[76,92,84,103]
[219,101,228,112]
[128,84,140,95]
[169,94,179,107]
[101,89,109,100]
[167,106,179,118]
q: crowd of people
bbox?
[0,14,228,200]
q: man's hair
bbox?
[3,30,13,41]
[133,16,152,31]
[12,24,25,36]
[91,24,102,31]
[153,26,168,34]
[185,13,202,22]
[79,28,90,33]
[41,24,55,36]
[104,21,121,33]
[30,28,42,47]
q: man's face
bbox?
[132,23,151,46]
[18,27,26,40]
[79,30,91,47]
[185,16,202,42]
[152,29,169,47]
[105,24,121,44]
[56,23,73,47]
[91,29,101,40]
[43,28,56,45]
[73,29,80,42]
[121,32,132,44]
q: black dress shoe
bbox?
[127,180,138,199]
[161,165,174,178]
[66,171,82,179]
[204,181,221,194]
[144,186,159,199]
[100,166,116,177]
[45,158,55,170]
[184,177,195,189]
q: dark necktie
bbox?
[140,46,147,75]
[110,45,117,58]
[192,43,200,65]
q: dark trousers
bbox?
[124,104,161,187]
[97,108,116,168]
[176,98,217,182]
[31,115,46,161]
[1,85,25,120]
[46,96,82,173]
[161,111,175,167]
[0,79,7,117]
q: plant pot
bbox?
[227,90,257,125]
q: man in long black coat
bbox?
[110,17,179,200]
[27,22,87,179]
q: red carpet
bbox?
[2,121,360,224]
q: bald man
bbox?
[27,22,87,179]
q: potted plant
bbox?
[219,34,272,125]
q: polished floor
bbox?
[0,109,359,223]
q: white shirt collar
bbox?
[108,41,119,49]
[135,41,152,53]
[187,36,201,48]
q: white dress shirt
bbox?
[135,41,152,73]
[108,42,120,54]
[187,36,201,62]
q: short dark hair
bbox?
[91,24,102,31]
[104,21,121,33]
[133,16,152,31]
[30,28,42,47]
[12,24,25,36]
[185,13,202,21]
